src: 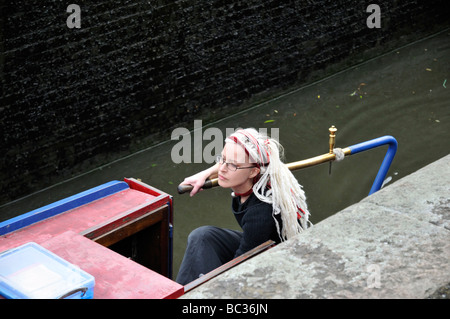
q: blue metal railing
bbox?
[347,135,398,195]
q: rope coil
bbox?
[333,148,345,162]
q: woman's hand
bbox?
[180,164,218,197]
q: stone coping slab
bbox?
[183,154,450,298]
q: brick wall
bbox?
[1,0,449,204]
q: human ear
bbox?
[249,167,260,179]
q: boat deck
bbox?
[0,179,183,299]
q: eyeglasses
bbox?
[215,155,256,172]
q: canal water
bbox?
[1,30,449,278]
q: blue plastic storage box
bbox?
[0,242,95,299]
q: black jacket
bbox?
[231,192,282,257]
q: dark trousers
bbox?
[176,225,242,285]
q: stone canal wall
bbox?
[183,154,450,298]
[2,0,450,204]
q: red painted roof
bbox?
[0,185,183,299]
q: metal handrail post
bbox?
[347,136,398,195]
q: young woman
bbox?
[176,128,311,285]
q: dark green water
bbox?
[1,30,449,277]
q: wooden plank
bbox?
[184,240,276,292]
[125,177,174,224]
[125,177,165,197]
[80,195,169,240]
[91,206,164,247]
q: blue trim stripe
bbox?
[0,181,129,236]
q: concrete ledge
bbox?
[182,154,450,298]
